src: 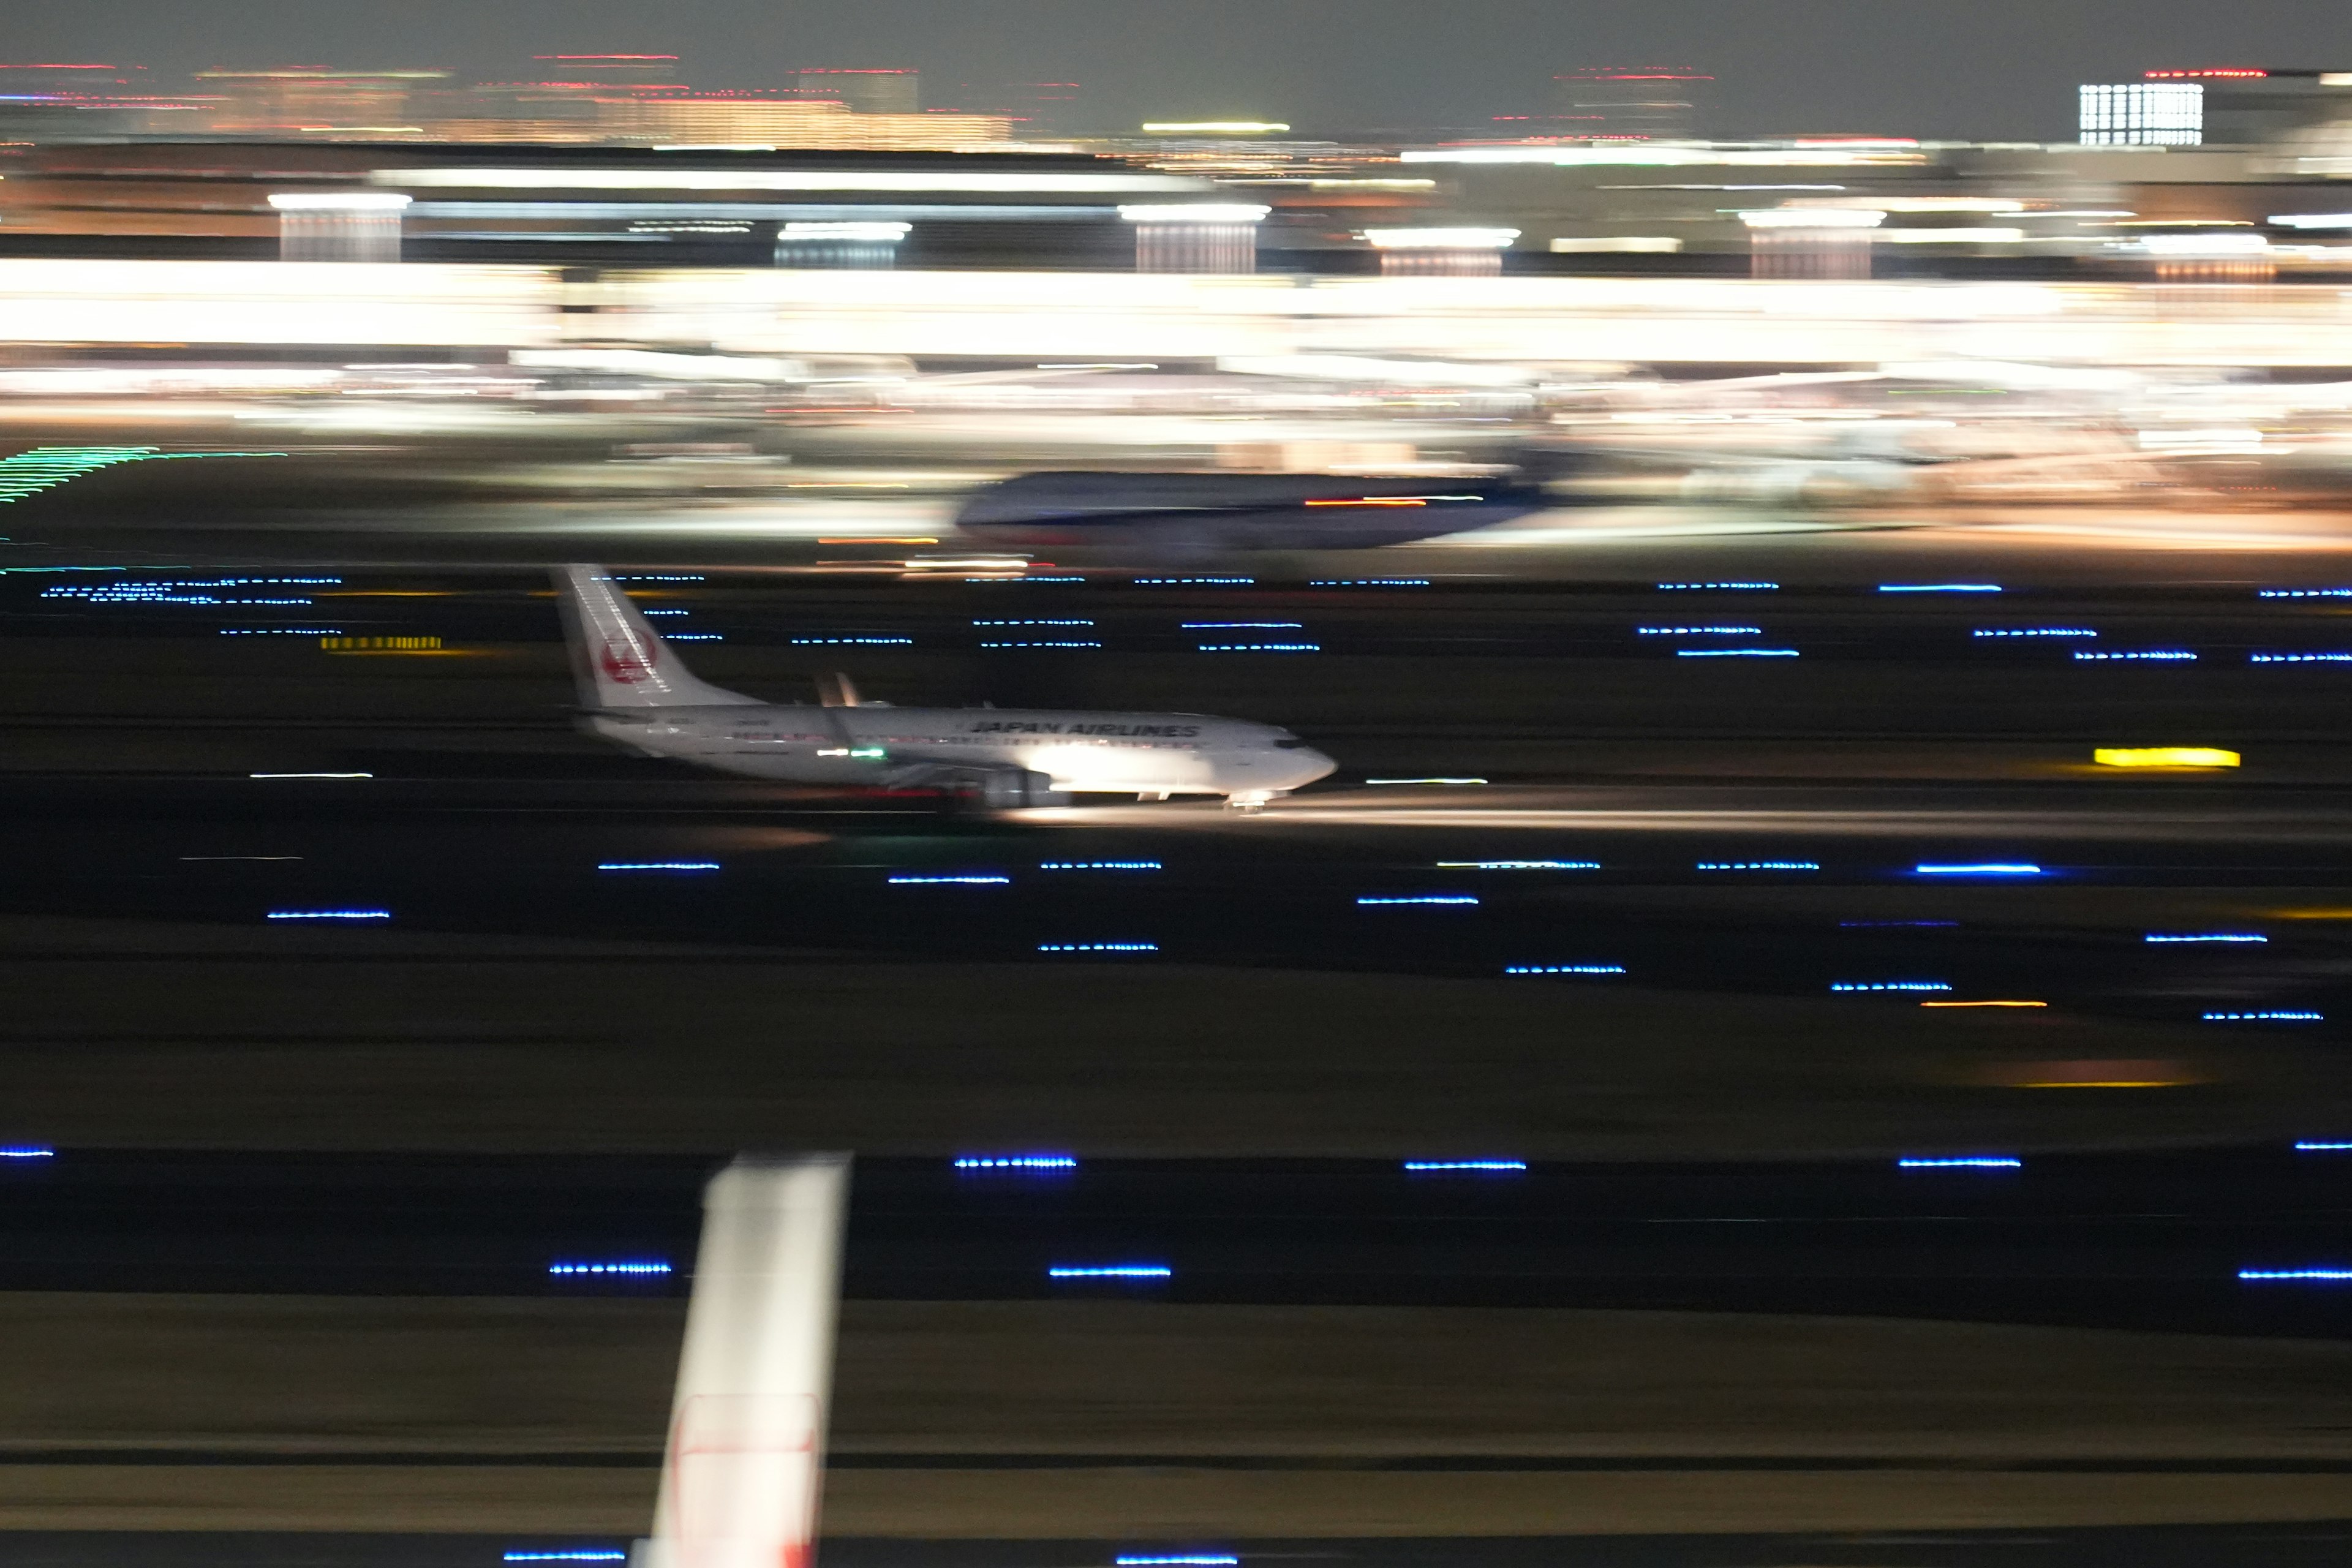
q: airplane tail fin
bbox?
[636,1155,851,1568]
[554,565,763,710]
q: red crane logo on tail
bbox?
[600,638,657,685]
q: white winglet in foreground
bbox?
[554,565,1335,809]
[636,1155,851,1568]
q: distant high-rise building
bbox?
[951,80,1079,137]
[1550,67,1710,140]
[2078,81,2203,145]
[791,68,918,116]
[191,67,451,135]
[2133,68,2352,145]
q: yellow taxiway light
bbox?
[2094,747,2240,768]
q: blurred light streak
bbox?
[1504,964,1626,974]
[1678,649,1798,657]
[889,875,1009,885]
[2203,1011,2323,1021]
[1880,583,2002,594]
[1897,1156,2021,1168]
[1308,579,1428,587]
[1136,577,1253,585]
[2251,653,2352,663]
[975,619,1093,626]
[266,910,390,921]
[1697,861,1818,871]
[1198,643,1317,652]
[2146,933,2265,943]
[1659,582,1776,590]
[954,1155,1076,1169]
[1039,861,1162,870]
[2075,650,2195,661]
[1639,625,1761,635]
[549,1262,672,1275]
[1915,864,2040,876]
[598,862,721,872]
[1184,622,1301,629]
[2293,1141,2352,1152]
[1438,860,1598,870]
[503,1554,627,1562]
[1973,628,2095,638]
[385,168,1202,192]
[791,637,911,646]
[1049,1265,1170,1278]
[2258,588,2352,598]
[1831,981,1951,992]
[2094,747,2237,767]
[1364,778,1487,785]
[1358,895,1478,906]
[2238,1268,2352,1281]
[1402,1160,1526,1172]
[0,1148,55,1159]
[987,640,1102,649]
[1038,943,1159,952]
[1920,1000,2046,1008]
[1115,1555,1236,1564]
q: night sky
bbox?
[10,0,2351,142]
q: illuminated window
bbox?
[2078,83,2203,146]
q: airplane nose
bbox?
[1295,748,1338,786]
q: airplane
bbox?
[556,564,1338,809]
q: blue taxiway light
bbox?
[984,641,1103,649]
[1915,864,2041,876]
[1973,628,2095,638]
[1134,577,1253,585]
[1880,584,2002,594]
[266,910,390,921]
[2258,588,2352,598]
[1038,943,1159,952]
[1403,1160,1528,1173]
[0,1148,55,1159]
[2294,1141,2352,1152]
[1897,1156,2022,1169]
[1637,625,1761,635]
[790,637,911,646]
[1116,1556,1237,1565]
[616,575,704,581]
[2074,650,2195,662]
[1436,861,1599,870]
[954,1156,1077,1170]
[1184,622,1302,629]
[1039,861,1163,871]
[1050,1265,1170,1279]
[1831,981,1952,993]
[967,576,1084,583]
[504,1553,628,1562]
[2239,1268,2352,1282]
[2204,1011,2324,1022]
[598,862,720,872]
[1697,861,1819,872]
[2250,653,2352,663]
[1358,895,1479,906]
[1197,643,1319,652]
[548,1262,673,1276]
[1504,965,1626,975]
[974,619,1094,627]
[1658,581,1777,590]
[1308,579,1428,587]
[889,875,1010,885]
[2146,933,2265,943]
[1677,649,1798,658]
[251,772,372,779]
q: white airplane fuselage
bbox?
[591,703,1333,797]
